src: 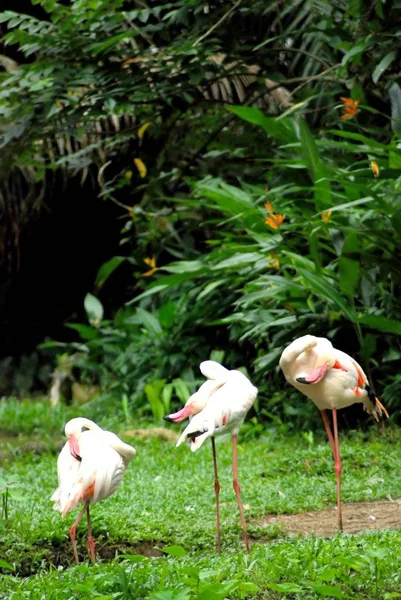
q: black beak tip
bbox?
[296,377,309,385]
[163,415,173,422]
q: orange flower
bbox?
[370,161,379,177]
[264,200,285,230]
[340,97,359,120]
[321,210,332,224]
[265,214,285,229]
[143,256,157,277]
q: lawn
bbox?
[1,398,401,599]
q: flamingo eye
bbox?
[81,426,90,432]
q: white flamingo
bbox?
[279,335,388,530]
[163,360,258,553]
[51,417,136,564]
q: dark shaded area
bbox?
[0,175,123,357]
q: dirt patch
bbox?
[255,498,401,537]
[3,539,165,577]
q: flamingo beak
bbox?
[296,363,330,385]
[68,434,82,461]
[163,405,193,422]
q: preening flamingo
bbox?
[163,360,258,554]
[279,335,388,531]
[51,417,136,564]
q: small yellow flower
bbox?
[143,256,157,277]
[268,252,280,268]
[321,210,332,224]
[370,161,379,177]
[134,157,147,178]
[138,122,151,141]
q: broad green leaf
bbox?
[84,293,104,324]
[372,51,396,84]
[95,256,125,290]
[136,308,163,336]
[339,232,360,297]
[389,83,401,136]
[267,582,303,593]
[309,583,350,598]
[228,105,297,144]
[327,130,387,150]
[358,314,401,335]
[119,554,147,562]
[297,268,356,322]
[297,117,331,207]
[65,323,99,340]
[162,545,187,557]
[0,560,13,570]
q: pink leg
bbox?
[211,437,221,555]
[232,435,250,554]
[332,408,343,531]
[69,503,87,565]
[321,409,336,458]
[86,503,96,564]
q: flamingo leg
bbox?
[320,409,336,458]
[332,408,343,532]
[86,503,96,564]
[211,437,221,555]
[69,502,87,565]
[232,435,250,554]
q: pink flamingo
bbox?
[280,335,388,531]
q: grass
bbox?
[1,398,401,599]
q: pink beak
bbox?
[68,434,82,460]
[163,405,193,422]
[296,363,329,385]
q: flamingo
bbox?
[279,334,388,531]
[163,360,258,554]
[51,417,136,564]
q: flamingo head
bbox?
[294,338,336,385]
[64,417,101,459]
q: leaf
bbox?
[95,256,125,290]
[389,83,401,136]
[267,582,303,593]
[297,268,356,322]
[372,51,396,84]
[0,560,13,570]
[136,308,163,336]
[309,583,350,598]
[65,323,99,340]
[228,105,296,144]
[162,545,187,557]
[358,314,401,335]
[339,232,360,297]
[84,293,104,324]
[297,117,331,207]
[134,157,147,178]
[119,554,147,562]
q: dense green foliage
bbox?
[1,0,401,422]
[2,399,401,598]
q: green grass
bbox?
[1,398,401,599]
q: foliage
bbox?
[1,0,401,423]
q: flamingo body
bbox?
[280,335,384,416]
[164,360,258,553]
[176,368,257,450]
[279,335,388,531]
[51,418,136,563]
